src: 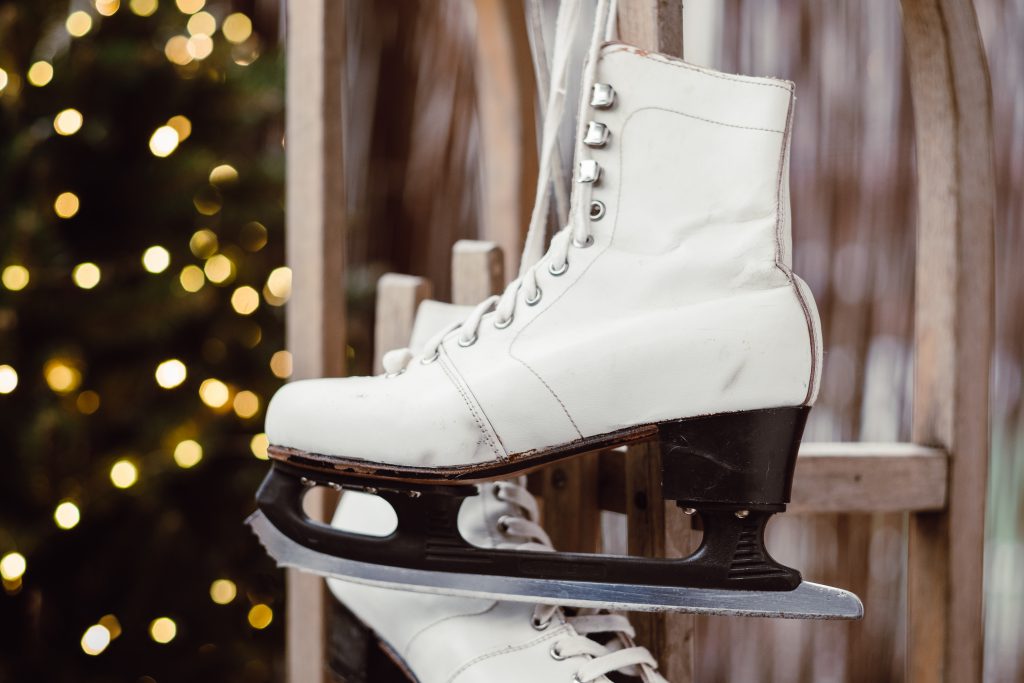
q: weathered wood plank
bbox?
[451,240,504,306]
[616,5,690,679]
[901,0,995,680]
[601,443,949,514]
[473,0,537,278]
[616,0,683,60]
[373,274,432,373]
[284,1,347,682]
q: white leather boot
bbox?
[266,37,820,477]
[252,0,860,619]
[328,479,668,683]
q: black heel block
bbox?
[657,406,811,591]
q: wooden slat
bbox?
[901,0,995,681]
[599,443,949,515]
[373,274,432,372]
[616,5,690,680]
[451,240,504,306]
[284,1,347,682]
[472,0,537,279]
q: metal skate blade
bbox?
[248,511,863,619]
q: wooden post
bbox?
[901,0,994,681]
[284,1,346,682]
[373,274,432,373]
[451,240,505,305]
[615,4,692,681]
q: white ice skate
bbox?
[249,0,862,619]
[328,477,669,682]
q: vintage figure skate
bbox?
[249,0,863,619]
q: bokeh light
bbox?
[0,365,18,394]
[2,265,29,291]
[250,433,268,460]
[142,246,171,273]
[95,0,120,17]
[0,552,26,581]
[72,262,101,289]
[187,11,216,36]
[204,254,234,284]
[173,439,202,468]
[269,350,292,379]
[231,286,259,315]
[44,359,82,394]
[109,459,138,489]
[247,604,273,630]
[187,34,214,60]
[210,579,237,605]
[209,164,238,185]
[232,390,259,419]
[54,191,80,218]
[179,265,205,292]
[199,378,230,408]
[81,624,110,656]
[166,114,192,141]
[149,125,180,157]
[27,61,54,87]
[129,0,158,17]
[66,11,93,38]
[175,0,204,14]
[149,617,177,644]
[164,35,192,65]
[77,390,101,414]
[222,13,253,44]
[189,229,218,258]
[155,359,187,389]
[54,501,81,529]
[264,266,291,306]
[54,108,83,135]
[98,614,122,639]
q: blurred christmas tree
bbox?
[0,1,286,680]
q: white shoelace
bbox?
[381,0,615,376]
[494,480,668,683]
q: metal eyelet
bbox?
[583,121,610,148]
[420,351,439,364]
[457,334,477,348]
[497,516,511,533]
[531,615,551,631]
[492,483,504,498]
[493,315,513,330]
[550,644,567,661]
[525,287,542,306]
[588,201,605,221]
[573,235,595,249]
[572,674,584,683]
[577,160,601,184]
[590,83,615,109]
[548,260,568,276]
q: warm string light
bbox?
[44,359,82,394]
[187,11,216,37]
[175,0,205,15]
[110,459,139,488]
[204,254,234,284]
[149,125,180,157]
[155,359,187,389]
[250,433,268,460]
[95,0,120,17]
[72,263,101,289]
[173,439,202,468]
[149,617,177,643]
[1,265,29,291]
[210,579,236,604]
[264,267,291,306]
[179,265,205,292]
[231,286,259,315]
[199,378,230,408]
[54,501,81,529]
[81,624,110,655]
[247,604,273,630]
[0,552,26,581]
[54,191,80,218]
[129,0,157,17]
[28,62,54,87]
[232,390,259,419]
[142,246,171,273]
[270,351,292,379]
[0,365,18,394]
[209,164,238,185]
[222,13,253,44]
[66,11,93,38]
[0,68,8,94]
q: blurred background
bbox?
[0,1,1021,682]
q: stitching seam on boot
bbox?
[438,354,506,460]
